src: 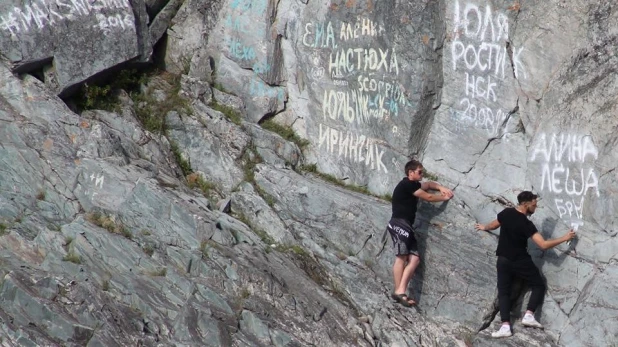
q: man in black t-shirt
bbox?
[386,159,453,307]
[475,191,576,338]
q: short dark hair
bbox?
[517,191,538,204]
[404,160,423,175]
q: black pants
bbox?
[497,256,546,322]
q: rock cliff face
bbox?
[0,0,616,346]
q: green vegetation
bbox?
[200,240,209,259]
[187,172,216,196]
[274,244,310,257]
[86,212,132,240]
[133,71,192,134]
[169,140,192,177]
[62,251,81,264]
[298,164,392,201]
[63,236,74,250]
[212,82,231,94]
[260,119,310,150]
[169,145,219,200]
[36,190,46,201]
[143,244,154,257]
[254,229,275,245]
[167,128,220,199]
[209,101,242,125]
[424,170,439,181]
[255,185,276,207]
[47,223,62,232]
[238,145,278,206]
[290,248,351,307]
[73,68,192,136]
[239,287,251,299]
[241,145,262,183]
[148,267,167,277]
[0,223,7,236]
[74,69,147,112]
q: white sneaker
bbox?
[491,324,512,338]
[522,314,544,328]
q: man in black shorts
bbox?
[475,191,576,338]
[386,160,453,307]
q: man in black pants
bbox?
[475,191,576,338]
[386,160,453,307]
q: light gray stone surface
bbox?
[0,0,616,346]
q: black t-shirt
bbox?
[391,178,422,224]
[496,207,539,260]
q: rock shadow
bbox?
[408,200,450,308]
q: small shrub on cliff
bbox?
[74,69,146,112]
[142,244,155,257]
[148,267,167,277]
[240,145,263,183]
[169,141,192,177]
[297,165,392,201]
[200,240,210,259]
[86,212,132,239]
[132,71,192,134]
[261,119,310,150]
[36,189,46,201]
[187,172,216,196]
[209,101,242,125]
[62,251,81,264]
[102,280,110,291]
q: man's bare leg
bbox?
[395,254,420,297]
[393,255,407,292]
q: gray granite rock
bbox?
[0,0,141,95]
[0,0,616,346]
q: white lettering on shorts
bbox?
[389,223,409,238]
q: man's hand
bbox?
[475,219,500,232]
[563,229,576,242]
[438,186,454,199]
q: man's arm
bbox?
[475,219,501,231]
[420,181,454,197]
[413,188,453,202]
[530,229,576,250]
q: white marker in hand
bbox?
[568,221,583,246]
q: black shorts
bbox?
[386,218,419,256]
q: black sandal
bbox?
[393,293,416,307]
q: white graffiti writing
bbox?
[449,1,526,136]
[89,172,105,189]
[322,89,404,124]
[302,17,386,49]
[530,133,598,163]
[94,13,132,35]
[328,47,399,76]
[450,98,509,135]
[339,17,386,41]
[318,123,387,173]
[450,0,527,79]
[0,0,131,35]
[303,21,337,49]
[530,133,600,225]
